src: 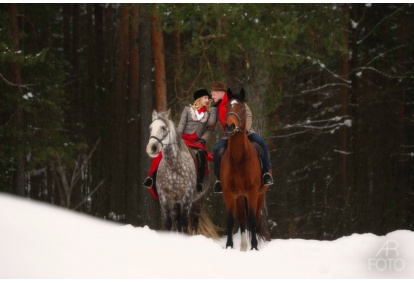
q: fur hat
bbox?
[193,88,210,101]
[210,82,226,92]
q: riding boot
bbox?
[196,151,206,193]
[143,171,156,189]
[262,171,274,186]
[143,176,153,188]
[213,179,222,193]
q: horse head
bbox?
[146,109,174,157]
[225,88,247,136]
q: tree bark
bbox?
[62,4,72,63]
[138,3,161,229]
[172,18,183,97]
[126,4,140,225]
[109,4,129,222]
[151,4,167,112]
[9,4,25,197]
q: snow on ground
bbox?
[0,192,413,279]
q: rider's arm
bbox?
[245,103,253,133]
[201,106,218,141]
[177,107,189,135]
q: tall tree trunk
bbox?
[336,3,351,237]
[9,4,25,197]
[62,4,72,63]
[172,17,183,98]
[138,3,160,229]
[94,4,104,85]
[348,3,362,235]
[340,4,350,191]
[151,4,167,112]
[248,64,271,241]
[109,4,129,222]
[86,3,97,143]
[126,4,140,225]
[96,4,114,219]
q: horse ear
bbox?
[166,108,171,120]
[227,88,233,99]
[240,88,246,100]
[152,109,158,121]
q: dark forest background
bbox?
[1,3,413,240]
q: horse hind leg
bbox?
[181,201,191,234]
[256,192,269,240]
[190,200,202,235]
[248,206,259,250]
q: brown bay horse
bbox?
[220,88,271,251]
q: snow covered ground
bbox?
[1,192,413,279]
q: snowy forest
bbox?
[1,3,413,241]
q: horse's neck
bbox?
[228,132,249,163]
[161,127,187,163]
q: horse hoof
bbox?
[250,246,259,251]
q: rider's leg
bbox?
[247,133,273,186]
[196,150,206,193]
[213,138,227,193]
[143,152,162,189]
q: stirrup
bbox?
[143,177,153,188]
[213,180,222,193]
[196,183,203,193]
[262,172,273,186]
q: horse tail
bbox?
[194,206,222,239]
[256,193,271,241]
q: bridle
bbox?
[149,118,173,148]
[225,100,246,135]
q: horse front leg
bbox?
[224,197,236,249]
[171,203,181,232]
[161,202,172,231]
[236,197,248,251]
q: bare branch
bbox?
[0,72,33,90]
[357,5,406,45]
[72,180,104,211]
[198,34,226,40]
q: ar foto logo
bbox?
[368,240,405,272]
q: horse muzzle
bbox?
[146,141,161,158]
[225,123,236,135]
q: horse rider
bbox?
[209,82,274,193]
[143,89,216,197]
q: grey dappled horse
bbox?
[146,109,210,234]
